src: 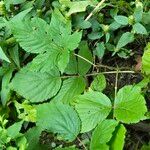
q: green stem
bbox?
[74,53,120,70]
[74,53,96,67]
[114,69,119,100]
[77,137,87,150]
[61,70,136,79]
[85,0,106,21]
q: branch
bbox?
[114,69,119,99]
[61,70,136,79]
[74,53,119,70]
[85,0,106,21]
[74,53,96,67]
[77,137,88,150]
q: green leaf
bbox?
[114,15,128,25]
[73,13,91,29]
[109,124,126,150]
[53,77,86,104]
[50,9,71,36]
[10,8,32,22]
[88,32,103,40]
[94,42,105,59]
[136,77,150,88]
[61,1,92,16]
[75,91,112,132]
[7,121,23,138]
[116,32,134,49]
[90,120,118,150]
[27,51,59,73]
[11,17,52,54]
[14,101,36,122]
[34,0,45,8]
[6,146,17,150]
[53,31,82,52]
[9,45,20,68]
[0,47,10,63]
[12,0,26,4]
[50,10,82,51]
[66,32,82,51]
[55,147,77,150]
[105,33,110,43]
[114,85,147,123]
[25,127,44,150]
[16,136,28,150]
[11,68,61,103]
[5,0,26,10]
[90,74,106,92]
[8,8,81,74]
[36,102,80,141]
[78,41,93,75]
[134,5,143,22]
[106,43,115,52]
[5,0,26,5]
[65,54,78,75]
[1,68,13,106]
[57,50,70,73]
[141,144,150,150]
[142,12,150,25]
[109,21,121,31]
[142,43,150,75]
[0,17,6,29]
[0,67,4,77]
[133,23,148,35]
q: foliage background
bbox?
[0,0,150,149]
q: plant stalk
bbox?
[85,0,106,21]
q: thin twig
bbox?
[74,53,118,70]
[113,68,119,119]
[96,64,117,70]
[114,69,119,99]
[77,137,88,150]
[61,70,136,79]
[74,53,96,67]
[85,0,106,21]
[85,70,135,76]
